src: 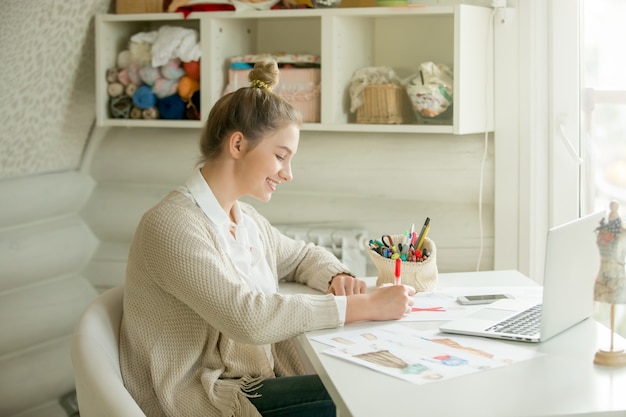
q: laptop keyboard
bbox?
[485,304,542,336]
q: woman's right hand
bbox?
[344,284,416,324]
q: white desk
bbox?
[296,270,626,417]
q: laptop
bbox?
[439,211,604,343]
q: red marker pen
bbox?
[395,257,402,285]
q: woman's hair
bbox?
[199,57,302,162]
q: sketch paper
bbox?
[401,286,543,322]
[314,324,543,384]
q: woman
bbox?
[119,57,416,417]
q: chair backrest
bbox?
[71,286,147,417]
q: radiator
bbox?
[275,225,368,277]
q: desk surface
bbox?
[297,270,626,417]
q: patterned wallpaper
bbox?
[0,0,111,179]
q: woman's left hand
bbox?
[327,274,367,296]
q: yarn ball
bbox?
[183,60,200,82]
[107,82,124,97]
[130,106,143,119]
[125,83,138,97]
[177,76,199,101]
[153,78,178,99]
[142,107,160,120]
[161,59,185,80]
[133,85,157,109]
[186,90,201,120]
[185,106,197,120]
[117,50,133,69]
[106,67,119,83]
[191,90,200,112]
[127,63,142,86]
[129,41,152,66]
[157,93,186,120]
[117,69,130,86]
[139,65,161,86]
[109,95,133,119]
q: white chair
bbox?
[71,285,147,417]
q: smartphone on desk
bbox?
[456,293,514,305]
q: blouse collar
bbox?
[185,168,242,229]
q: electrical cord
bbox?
[476,7,498,271]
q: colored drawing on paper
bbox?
[313,324,543,385]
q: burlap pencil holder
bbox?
[367,236,438,292]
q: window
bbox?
[580,0,626,337]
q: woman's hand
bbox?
[344,284,416,323]
[327,274,367,296]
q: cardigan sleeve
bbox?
[241,203,355,293]
[132,195,342,345]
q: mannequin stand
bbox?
[594,304,626,366]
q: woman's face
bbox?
[238,123,300,202]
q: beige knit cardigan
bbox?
[119,191,350,417]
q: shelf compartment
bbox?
[95,15,201,126]
[95,6,492,134]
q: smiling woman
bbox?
[118,57,416,417]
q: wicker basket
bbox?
[356,84,411,124]
[367,236,438,292]
[116,0,165,14]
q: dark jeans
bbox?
[248,374,336,417]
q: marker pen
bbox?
[416,217,431,251]
[395,257,402,286]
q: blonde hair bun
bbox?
[248,57,279,91]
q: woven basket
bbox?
[116,0,165,14]
[356,84,410,124]
[367,236,438,292]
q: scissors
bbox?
[381,235,394,248]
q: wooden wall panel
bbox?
[85,127,495,289]
[0,172,97,416]
[0,172,94,227]
[0,337,76,417]
[0,277,96,355]
[0,219,98,291]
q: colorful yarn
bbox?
[139,65,161,86]
[153,78,178,99]
[186,90,201,120]
[130,106,143,119]
[157,93,186,119]
[129,42,152,66]
[117,68,130,86]
[127,63,142,86]
[191,90,200,113]
[142,107,160,119]
[109,95,133,118]
[117,50,133,69]
[107,82,124,97]
[125,83,137,97]
[183,60,200,81]
[161,59,185,80]
[106,67,119,83]
[133,85,157,109]
[177,76,199,101]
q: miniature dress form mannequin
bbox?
[593,201,626,366]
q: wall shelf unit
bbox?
[96,5,493,134]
